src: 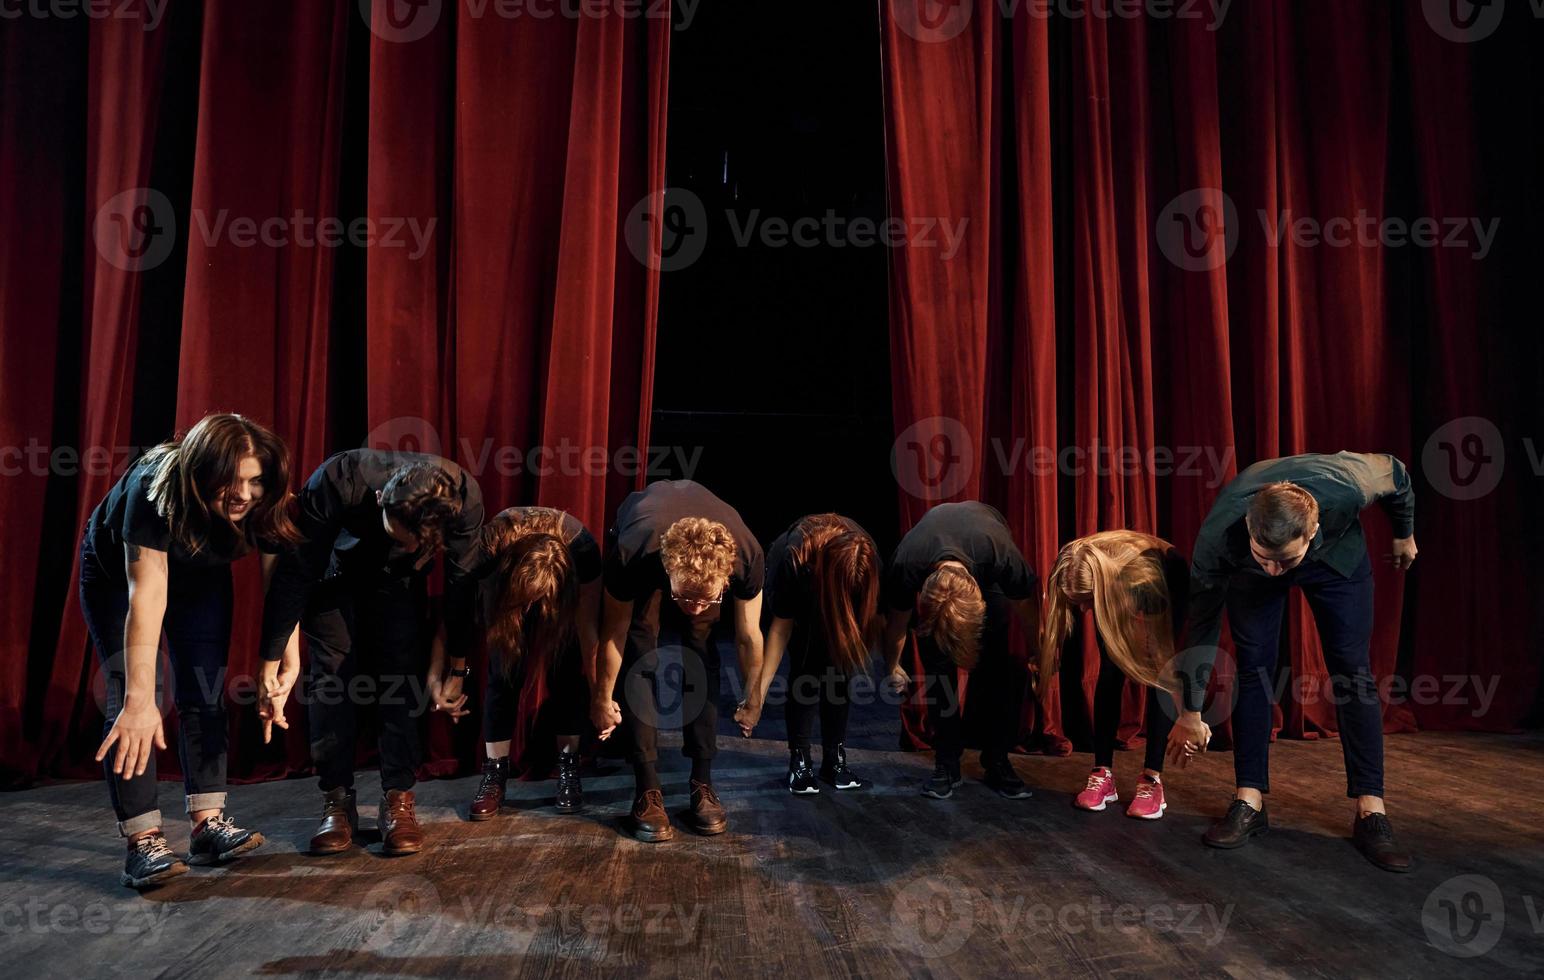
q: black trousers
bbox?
[79,537,234,836]
[301,574,428,794]
[1226,550,1382,798]
[784,618,854,753]
[1092,654,1178,772]
[917,586,1028,766]
[482,639,589,744]
[618,591,722,768]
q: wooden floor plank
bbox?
[2,731,1542,978]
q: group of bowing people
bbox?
[80,413,1420,889]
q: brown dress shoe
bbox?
[686,779,728,836]
[1203,798,1269,849]
[631,789,675,843]
[380,789,425,855]
[309,787,358,855]
[469,757,509,822]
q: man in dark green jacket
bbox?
[1171,451,1418,873]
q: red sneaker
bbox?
[1074,767,1118,811]
[1126,773,1167,820]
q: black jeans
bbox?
[1093,653,1177,772]
[78,536,234,836]
[1227,550,1382,798]
[301,574,429,794]
[482,639,589,745]
[783,618,854,753]
[618,591,722,769]
[917,586,1028,767]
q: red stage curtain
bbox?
[881,0,1537,756]
[0,0,669,785]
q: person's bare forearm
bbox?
[759,617,793,704]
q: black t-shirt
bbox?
[84,454,269,582]
[472,507,602,621]
[884,501,1037,610]
[603,481,763,603]
[765,514,876,623]
[260,449,485,661]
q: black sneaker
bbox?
[788,747,821,796]
[188,813,265,866]
[1203,799,1270,849]
[122,834,189,889]
[982,753,1033,799]
[922,760,963,799]
[1353,812,1413,873]
[555,748,584,813]
[818,744,868,790]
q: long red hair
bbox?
[482,513,578,677]
[786,514,880,674]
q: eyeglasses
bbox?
[670,589,724,607]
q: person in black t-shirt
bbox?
[1039,531,1190,821]
[593,480,765,842]
[880,501,1040,800]
[256,449,484,857]
[78,413,301,889]
[434,506,602,819]
[740,514,882,795]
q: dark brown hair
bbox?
[143,413,301,557]
[787,514,880,675]
[1246,482,1320,550]
[380,462,461,554]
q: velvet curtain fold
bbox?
[881,0,1538,756]
[0,0,669,785]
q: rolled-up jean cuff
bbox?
[1237,780,1269,795]
[117,810,163,838]
[1347,785,1383,800]
[186,792,227,814]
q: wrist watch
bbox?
[448,664,472,678]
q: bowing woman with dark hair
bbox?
[257,450,484,857]
[1040,531,1192,820]
[881,502,1040,801]
[430,506,602,819]
[735,514,882,794]
[80,413,301,888]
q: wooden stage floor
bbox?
[3,731,1542,979]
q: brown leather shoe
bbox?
[380,789,425,855]
[309,787,358,855]
[685,779,727,836]
[631,789,674,843]
[469,756,509,822]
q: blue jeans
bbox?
[78,536,234,836]
[1226,550,1383,799]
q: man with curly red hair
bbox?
[592,480,765,842]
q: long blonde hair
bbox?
[1038,531,1180,699]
